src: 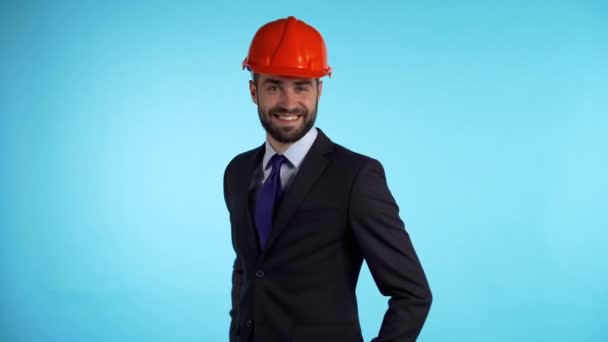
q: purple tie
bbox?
[255,154,287,249]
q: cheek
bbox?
[256,100,274,116]
[304,97,318,111]
[258,94,278,108]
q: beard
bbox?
[258,99,318,144]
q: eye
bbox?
[295,86,309,93]
[267,86,279,92]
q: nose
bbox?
[278,88,299,111]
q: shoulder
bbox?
[329,141,384,173]
[223,145,262,200]
[224,146,260,177]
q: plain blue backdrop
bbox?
[1,1,606,341]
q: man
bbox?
[223,16,432,342]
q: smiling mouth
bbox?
[272,113,302,121]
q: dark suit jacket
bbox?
[223,129,432,342]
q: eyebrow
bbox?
[262,79,313,86]
[294,80,313,86]
[262,79,283,85]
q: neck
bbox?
[266,134,293,154]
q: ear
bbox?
[317,80,323,98]
[249,80,258,105]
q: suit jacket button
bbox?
[255,270,265,278]
[246,320,253,328]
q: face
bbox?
[249,74,322,144]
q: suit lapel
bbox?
[262,129,334,255]
[238,144,265,255]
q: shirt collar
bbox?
[262,127,318,170]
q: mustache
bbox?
[269,106,308,116]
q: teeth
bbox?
[277,115,298,121]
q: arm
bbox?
[349,159,432,342]
[224,162,243,342]
[229,256,243,342]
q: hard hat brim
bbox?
[243,60,332,79]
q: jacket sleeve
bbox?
[229,256,243,342]
[224,161,243,342]
[349,158,432,342]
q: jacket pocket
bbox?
[292,323,362,342]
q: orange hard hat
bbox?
[242,16,332,78]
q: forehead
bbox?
[257,73,315,84]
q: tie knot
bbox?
[267,154,287,171]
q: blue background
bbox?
[1,1,606,341]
